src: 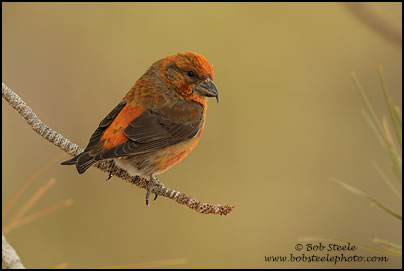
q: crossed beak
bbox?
[195,78,219,103]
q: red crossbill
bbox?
[61,52,219,205]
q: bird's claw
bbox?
[145,175,163,206]
[106,170,113,182]
[146,186,151,206]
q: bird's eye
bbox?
[187,70,195,78]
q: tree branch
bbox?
[2,234,25,269]
[343,2,402,48]
[2,82,235,216]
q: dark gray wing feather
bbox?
[93,110,203,160]
[61,101,203,174]
[60,101,126,173]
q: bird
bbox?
[61,51,219,206]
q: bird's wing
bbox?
[62,100,203,174]
[83,101,128,153]
[61,101,126,174]
[93,109,203,160]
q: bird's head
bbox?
[160,52,219,105]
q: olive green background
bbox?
[2,2,402,268]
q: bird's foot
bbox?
[106,169,113,182]
[145,175,164,206]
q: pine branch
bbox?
[2,234,25,269]
[2,82,235,216]
[343,2,402,48]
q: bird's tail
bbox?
[60,156,78,165]
[61,152,97,174]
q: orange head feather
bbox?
[173,52,214,80]
[158,52,218,106]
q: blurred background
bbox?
[2,2,402,268]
